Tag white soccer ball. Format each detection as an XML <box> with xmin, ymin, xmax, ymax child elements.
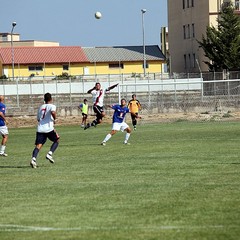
<box><xmin>95</xmin><ymin>11</ymin><xmax>102</xmax><ymax>19</ymax></box>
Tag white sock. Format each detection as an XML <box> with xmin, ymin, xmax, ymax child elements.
<box><xmin>103</xmin><ymin>133</ymin><xmax>112</xmax><ymax>143</ymax></box>
<box><xmin>125</xmin><ymin>133</ymin><xmax>130</xmax><ymax>142</ymax></box>
<box><xmin>48</xmin><ymin>151</ymin><xmax>53</xmax><ymax>155</ymax></box>
<box><xmin>0</xmin><ymin>145</ymin><xmax>6</xmax><ymax>153</ymax></box>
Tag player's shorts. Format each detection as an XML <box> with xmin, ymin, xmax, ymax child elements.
<box><xmin>131</xmin><ymin>112</ymin><xmax>138</xmax><ymax>119</ymax></box>
<box><xmin>82</xmin><ymin>113</ymin><xmax>88</xmax><ymax>117</ymax></box>
<box><xmin>93</xmin><ymin>105</ymin><xmax>104</xmax><ymax>120</ymax></box>
<box><xmin>112</xmin><ymin>122</ymin><xmax>129</xmax><ymax>132</ymax></box>
<box><xmin>35</xmin><ymin>130</ymin><xmax>60</xmax><ymax>145</ymax></box>
<box><xmin>0</xmin><ymin>126</ymin><xmax>8</xmax><ymax>136</ymax></box>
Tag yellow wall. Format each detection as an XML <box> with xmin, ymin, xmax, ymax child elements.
<box><xmin>82</xmin><ymin>61</ymin><xmax>163</xmax><ymax>75</ymax></box>
<box><xmin>3</xmin><ymin>60</ymin><xmax>164</xmax><ymax>79</ymax></box>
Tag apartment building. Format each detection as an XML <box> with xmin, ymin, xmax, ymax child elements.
<box><xmin>167</xmin><ymin>0</ymin><xmax>240</xmax><ymax>74</ymax></box>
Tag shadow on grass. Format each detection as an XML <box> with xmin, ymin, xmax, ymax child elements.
<box><xmin>0</xmin><ymin>165</ymin><xmax>30</xmax><ymax>169</ymax></box>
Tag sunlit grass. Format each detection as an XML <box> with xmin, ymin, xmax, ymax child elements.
<box><xmin>0</xmin><ymin>122</ymin><xmax>239</xmax><ymax>240</ymax></box>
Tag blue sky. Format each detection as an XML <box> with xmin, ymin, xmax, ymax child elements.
<box><xmin>1</xmin><ymin>0</ymin><xmax>167</xmax><ymax>47</ymax></box>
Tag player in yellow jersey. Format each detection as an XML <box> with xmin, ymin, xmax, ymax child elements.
<box><xmin>128</xmin><ymin>94</ymin><xmax>142</xmax><ymax>130</ymax></box>
<box><xmin>79</xmin><ymin>99</ymin><xmax>88</xmax><ymax>127</ymax></box>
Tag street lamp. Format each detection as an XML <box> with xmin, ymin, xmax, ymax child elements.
<box><xmin>10</xmin><ymin>21</ymin><xmax>19</xmax><ymax>107</ymax></box>
<box><xmin>11</xmin><ymin>22</ymin><xmax>16</xmax><ymax>81</ymax></box>
<box><xmin>141</xmin><ymin>9</ymin><xmax>146</xmax><ymax>77</ymax></box>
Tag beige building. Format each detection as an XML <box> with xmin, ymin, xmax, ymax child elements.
<box><xmin>0</xmin><ymin>33</ymin><xmax>59</xmax><ymax>47</ymax></box>
<box><xmin>167</xmin><ymin>0</ymin><xmax>240</xmax><ymax>74</ymax></box>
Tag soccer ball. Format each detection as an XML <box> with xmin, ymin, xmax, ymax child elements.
<box><xmin>95</xmin><ymin>12</ymin><xmax>102</xmax><ymax>19</ymax></box>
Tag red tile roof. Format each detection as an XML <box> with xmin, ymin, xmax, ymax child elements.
<box><xmin>0</xmin><ymin>46</ymin><xmax>89</xmax><ymax>64</ymax></box>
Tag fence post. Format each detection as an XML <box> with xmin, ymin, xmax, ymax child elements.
<box><xmin>201</xmin><ymin>73</ymin><xmax>203</xmax><ymax>101</ymax></box>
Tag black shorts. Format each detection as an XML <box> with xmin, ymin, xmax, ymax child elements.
<box><xmin>93</xmin><ymin>105</ymin><xmax>104</xmax><ymax>120</ymax></box>
<box><xmin>35</xmin><ymin>130</ymin><xmax>60</xmax><ymax>145</ymax></box>
<box><xmin>131</xmin><ymin>112</ymin><xmax>138</xmax><ymax>119</ymax></box>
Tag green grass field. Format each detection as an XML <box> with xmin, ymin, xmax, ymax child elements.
<box><xmin>0</xmin><ymin>121</ymin><xmax>240</xmax><ymax>240</ymax></box>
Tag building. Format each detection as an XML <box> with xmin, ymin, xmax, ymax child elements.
<box><xmin>167</xmin><ymin>0</ymin><xmax>240</xmax><ymax>74</ymax></box>
<box><xmin>82</xmin><ymin>45</ymin><xmax>165</xmax><ymax>76</ymax></box>
<box><xmin>0</xmin><ymin>45</ymin><xmax>165</xmax><ymax>79</ymax></box>
<box><xmin>160</xmin><ymin>27</ymin><xmax>169</xmax><ymax>73</ymax></box>
<box><xmin>0</xmin><ymin>33</ymin><xmax>59</xmax><ymax>47</ymax></box>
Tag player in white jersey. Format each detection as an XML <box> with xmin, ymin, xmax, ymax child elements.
<box><xmin>84</xmin><ymin>82</ymin><xmax>118</xmax><ymax>130</ymax></box>
<box><xmin>30</xmin><ymin>93</ymin><xmax>60</xmax><ymax>168</ymax></box>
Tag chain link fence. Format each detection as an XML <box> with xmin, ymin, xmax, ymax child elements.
<box><xmin>1</xmin><ymin>71</ymin><xmax>240</xmax><ymax>122</ymax></box>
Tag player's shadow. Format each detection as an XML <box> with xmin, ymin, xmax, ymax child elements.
<box><xmin>0</xmin><ymin>165</ymin><xmax>30</xmax><ymax>169</ymax></box>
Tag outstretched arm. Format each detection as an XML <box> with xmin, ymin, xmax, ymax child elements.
<box><xmin>107</xmin><ymin>83</ymin><xmax>119</xmax><ymax>91</ymax></box>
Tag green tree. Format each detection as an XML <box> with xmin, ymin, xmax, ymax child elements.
<box><xmin>198</xmin><ymin>4</ymin><xmax>240</xmax><ymax>71</ymax></box>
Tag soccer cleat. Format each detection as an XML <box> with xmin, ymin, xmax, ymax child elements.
<box><xmin>46</xmin><ymin>153</ymin><xmax>55</xmax><ymax>164</ymax></box>
<box><xmin>0</xmin><ymin>152</ymin><xmax>8</xmax><ymax>157</ymax></box>
<box><xmin>84</xmin><ymin>123</ymin><xmax>90</xmax><ymax>130</ymax></box>
<box><xmin>81</xmin><ymin>124</ymin><xmax>85</xmax><ymax>128</ymax></box>
<box><xmin>101</xmin><ymin>142</ymin><xmax>106</xmax><ymax>146</ymax></box>
<box><xmin>30</xmin><ymin>158</ymin><xmax>37</xmax><ymax>168</ymax></box>
<box><xmin>123</xmin><ymin>141</ymin><xmax>131</xmax><ymax>145</ymax></box>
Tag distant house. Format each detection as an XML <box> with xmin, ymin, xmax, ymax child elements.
<box><xmin>0</xmin><ymin>45</ymin><xmax>166</xmax><ymax>79</ymax></box>
<box><xmin>82</xmin><ymin>45</ymin><xmax>166</xmax><ymax>75</ymax></box>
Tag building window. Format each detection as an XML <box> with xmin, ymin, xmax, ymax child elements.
<box><xmin>187</xmin><ymin>24</ymin><xmax>190</xmax><ymax>39</ymax></box>
<box><xmin>184</xmin><ymin>54</ymin><xmax>187</xmax><ymax>69</ymax></box>
<box><xmin>109</xmin><ymin>63</ymin><xmax>124</xmax><ymax>69</ymax></box>
<box><xmin>183</xmin><ymin>25</ymin><xmax>186</xmax><ymax>39</ymax></box>
<box><xmin>193</xmin><ymin>53</ymin><xmax>196</xmax><ymax>68</ymax></box>
<box><xmin>192</xmin><ymin>23</ymin><xmax>195</xmax><ymax>38</ymax></box>
<box><xmin>188</xmin><ymin>54</ymin><xmax>191</xmax><ymax>68</ymax></box>
<box><xmin>235</xmin><ymin>1</ymin><xmax>240</xmax><ymax>10</ymax></box>
<box><xmin>142</xmin><ymin>62</ymin><xmax>149</xmax><ymax>69</ymax></box>
<box><xmin>63</xmin><ymin>65</ymin><xmax>69</xmax><ymax>71</ymax></box>
<box><xmin>28</xmin><ymin>66</ymin><xmax>43</xmax><ymax>71</ymax></box>
<box><xmin>191</xmin><ymin>0</ymin><xmax>194</xmax><ymax>7</ymax></box>
<box><xmin>187</xmin><ymin>0</ymin><xmax>190</xmax><ymax>8</ymax></box>
<box><xmin>183</xmin><ymin>0</ymin><xmax>185</xmax><ymax>9</ymax></box>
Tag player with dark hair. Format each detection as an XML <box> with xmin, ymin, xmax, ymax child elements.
<box><xmin>78</xmin><ymin>98</ymin><xmax>88</xmax><ymax>127</ymax></box>
<box><xmin>84</xmin><ymin>82</ymin><xmax>118</xmax><ymax>130</ymax></box>
<box><xmin>30</xmin><ymin>92</ymin><xmax>60</xmax><ymax>168</ymax></box>
<box><xmin>128</xmin><ymin>94</ymin><xmax>142</xmax><ymax>130</ymax></box>
<box><xmin>101</xmin><ymin>98</ymin><xmax>140</xmax><ymax>146</ymax></box>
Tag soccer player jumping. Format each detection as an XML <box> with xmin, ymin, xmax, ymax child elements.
<box><xmin>84</xmin><ymin>82</ymin><xmax>118</xmax><ymax>130</ymax></box>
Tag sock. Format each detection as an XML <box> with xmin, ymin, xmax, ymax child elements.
<box><xmin>125</xmin><ymin>133</ymin><xmax>131</xmax><ymax>142</ymax></box>
<box><xmin>0</xmin><ymin>145</ymin><xmax>6</xmax><ymax>153</ymax></box>
<box><xmin>32</xmin><ymin>147</ymin><xmax>39</xmax><ymax>158</ymax></box>
<box><xmin>50</xmin><ymin>142</ymin><xmax>59</xmax><ymax>153</ymax></box>
<box><xmin>91</xmin><ymin>120</ymin><xmax>98</xmax><ymax>127</ymax></box>
<box><xmin>103</xmin><ymin>133</ymin><xmax>112</xmax><ymax>143</ymax></box>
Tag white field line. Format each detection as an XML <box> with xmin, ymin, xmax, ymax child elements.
<box><xmin>0</xmin><ymin>224</ymin><xmax>226</xmax><ymax>232</ymax></box>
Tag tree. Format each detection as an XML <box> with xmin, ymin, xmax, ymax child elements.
<box><xmin>198</xmin><ymin>4</ymin><xmax>240</xmax><ymax>71</ymax></box>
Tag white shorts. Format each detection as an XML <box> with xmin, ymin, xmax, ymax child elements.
<box><xmin>0</xmin><ymin>126</ymin><xmax>8</xmax><ymax>136</ymax></box>
<box><xmin>112</xmin><ymin>122</ymin><xmax>129</xmax><ymax>132</ymax></box>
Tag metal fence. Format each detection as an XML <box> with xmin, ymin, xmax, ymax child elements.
<box><xmin>1</xmin><ymin>72</ymin><xmax>240</xmax><ymax>118</ymax></box>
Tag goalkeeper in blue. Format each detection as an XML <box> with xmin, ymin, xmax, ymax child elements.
<box><xmin>101</xmin><ymin>98</ymin><xmax>141</xmax><ymax>146</ymax></box>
